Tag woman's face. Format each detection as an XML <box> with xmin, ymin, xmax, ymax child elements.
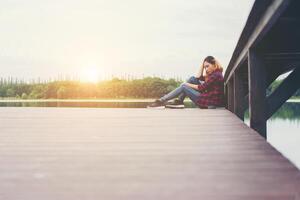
<box><xmin>204</xmin><ymin>61</ymin><xmax>216</xmax><ymax>75</ymax></box>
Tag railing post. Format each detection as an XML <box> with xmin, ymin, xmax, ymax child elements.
<box><xmin>227</xmin><ymin>78</ymin><xmax>234</xmax><ymax>112</ymax></box>
<box><xmin>224</xmin><ymin>84</ymin><xmax>228</xmax><ymax>109</ymax></box>
<box><xmin>248</xmin><ymin>49</ymin><xmax>267</xmax><ymax>139</ymax></box>
<box><xmin>233</xmin><ymin>71</ymin><xmax>245</xmax><ymax>121</ymax></box>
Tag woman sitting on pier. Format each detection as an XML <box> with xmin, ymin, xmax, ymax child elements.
<box><xmin>148</xmin><ymin>56</ymin><xmax>225</xmax><ymax>109</ymax></box>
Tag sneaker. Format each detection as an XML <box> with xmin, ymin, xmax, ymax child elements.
<box><xmin>207</xmin><ymin>105</ymin><xmax>217</xmax><ymax>109</ymax></box>
<box><xmin>165</xmin><ymin>99</ymin><xmax>185</xmax><ymax>109</ymax></box>
<box><xmin>147</xmin><ymin>99</ymin><xmax>165</xmax><ymax>108</ymax></box>
<box><xmin>207</xmin><ymin>105</ymin><xmax>224</xmax><ymax>109</ymax></box>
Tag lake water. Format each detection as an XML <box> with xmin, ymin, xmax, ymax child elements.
<box><xmin>245</xmin><ymin>102</ymin><xmax>300</xmax><ymax>169</ymax></box>
<box><xmin>0</xmin><ymin>100</ymin><xmax>299</xmax><ymax>169</ymax></box>
<box><xmin>0</xmin><ymin>100</ymin><xmax>196</xmax><ymax>108</ymax></box>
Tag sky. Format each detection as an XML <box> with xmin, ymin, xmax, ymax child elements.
<box><xmin>0</xmin><ymin>0</ymin><xmax>255</xmax><ymax>82</ymax></box>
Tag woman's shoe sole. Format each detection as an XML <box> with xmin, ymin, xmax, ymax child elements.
<box><xmin>147</xmin><ymin>106</ymin><xmax>166</xmax><ymax>109</ymax></box>
<box><xmin>165</xmin><ymin>105</ymin><xmax>185</xmax><ymax>109</ymax></box>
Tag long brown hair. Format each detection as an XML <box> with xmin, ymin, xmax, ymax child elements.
<box><xmin>202</xmin><ymin>56</ymin><xmax>223</xmax><ymax>73</ymax></box>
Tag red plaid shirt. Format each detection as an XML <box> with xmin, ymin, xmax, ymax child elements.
<box><xmin>196</xmin><ymin>69</ymin><xmax>225</xmax><ymax>108</ymax></box>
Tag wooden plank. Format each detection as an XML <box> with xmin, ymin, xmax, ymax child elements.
<box><xmin>248</xmin><ymin>49</ymin><xmax>267</xmax><ymax>138</ymax></box>
<box><xmin>0</xmin><ymin>107</ymin><xmax>299</xmax><ymax>200</ymax></box>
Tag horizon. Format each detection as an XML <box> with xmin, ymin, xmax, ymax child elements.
<box><xmin>0</xmin><ymin>73</ymin><xmax>185</xmax><ymax>84</ymax></box>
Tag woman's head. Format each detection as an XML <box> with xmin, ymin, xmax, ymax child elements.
<box><xmin>202</xmin><ymin>56</ymin><xmax>223</xmax><ymax>75</ymax></box>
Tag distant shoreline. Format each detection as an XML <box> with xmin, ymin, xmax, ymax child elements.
<box><xmin>0</xmin><ymin>98</ymin><xmax>159</xmax><ymax>103</ymax></box>
<box><xmin>288</xmin><ymin>99</ymin><xmax>300</xmax><ymax>103</ymax></box>
<box><xmin>0</xmin><ymin>98</ymin><xmax>299</xmax><ymax>103</ymax></box>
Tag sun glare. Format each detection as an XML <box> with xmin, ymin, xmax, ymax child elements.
<box><xmin>81</xmin><ymin>67</ymin><xmax>100</xmax><ymax>83</ymax></box>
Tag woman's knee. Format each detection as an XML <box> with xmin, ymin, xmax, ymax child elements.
<box><xmin>187</xmin><ymin>76</ymin><xmax>196</xmax><ymax>81</ymax></box>
<box><xmin>180</xmin><ymin>82</ymin><xmax>186</xmax><ymax>87</ymax></box>
<box><xmin>187</xmin><ymin>76</ymin><xmax>198</xmax><ymax>83</ymax></box>
<box><xmin>180</xmin><ymin>84</ymin><xmax>190</xmax><ymax>93</ymax></box>
<box><xmin>180</xmin><ymin>83</ymin><xmax>189</xmax><ymax>87</ymax></box>
<box><xmin>178</xmin><ymin>83</ymin><xmax>187</xmax><ymax>93</ymax></box>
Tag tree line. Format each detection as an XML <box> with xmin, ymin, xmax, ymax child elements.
<box><xmin>267</xmin><ymin>79</ymin><xmax>300</xmax><ymax>98</ymax></box>
<box><xmin>0</xmin><ymin>77</ymin><xmax>299</xmax><ymax>99</ymax></box>
<box><xmin>0</xmin><ymin>77</ymin><xmax>182</xmax><ymax>99</ymax></box>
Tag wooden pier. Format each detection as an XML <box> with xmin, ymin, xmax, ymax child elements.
<box><xmin>1</xmin><ymin>0</ymin><xmax>300</xmax><ymax>199</ymax></box>
<box><xmin>0</xmin><ymin>107</ymin><xmax>299</xmax><ymax>199</ymax></box>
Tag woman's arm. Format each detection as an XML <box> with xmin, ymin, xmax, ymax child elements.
<box><xmin>185</xmin><ymin>73</ymin><xmax>219</xmax><ymax>92</ymax></box>
<box><xmin>197</xmin><ymin>73</ymin><xmax>219</xmax><ymax>92</ymax></box>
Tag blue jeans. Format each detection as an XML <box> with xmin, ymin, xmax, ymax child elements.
<box><xmin>159</xmin><ymin>76</ymin><xmax>203</xmax><ymax>104</ymax></box>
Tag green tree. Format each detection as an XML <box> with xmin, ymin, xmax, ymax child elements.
<box><xmin>21</xmin><ymin>93</ymin><xmax>28</xmax><ymax>99</ymax></box>
<box><xmin>57</xmin><ymin>86</ymin><xmax>67</xmax><ymax>99</ymax></box>
<box><xmin>6</xmin><ymin>88</ymin><xmax>15</xmax><ymax>97</ymax></box>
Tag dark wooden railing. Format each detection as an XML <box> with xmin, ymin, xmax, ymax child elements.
<box><xmin>224</xmin><ymin>0</ymin><xmax>300</xmax><ymax>139</ymax></box>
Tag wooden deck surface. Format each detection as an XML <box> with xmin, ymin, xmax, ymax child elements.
<box><xmin>0</xmin><ymin>107</ymin><xmax>299</xmax><ymax>200</ymax></box>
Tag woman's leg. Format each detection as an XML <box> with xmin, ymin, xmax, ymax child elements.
<box><xmin>159</xmin><ymin>82</ymin><xmax>201</xmax><ymax>103</ymax></box>
<box><xmin>178</xmin><ymin>76</ymin><xmax>201</xmax><ymax>102</ymax></box>
<box><xmin>181</xmin><ymin>85</ymin><xmax>201</xmax><ymax>105</ymax></box>
<box><xmin>148</xmin><ymin>83</ymin><xmax>200</xmax><ymax>108</ymax></box>
<box><xmin>159</xmin><ymin>83</ymin><xmax>188</xmax><ymax>102</ymax></box>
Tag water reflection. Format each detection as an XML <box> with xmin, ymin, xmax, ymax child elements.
<box><xmin>271</xmin><ymin>102</ymin><xmax>300</xmax><ymax>120</ymax></box>
<box><xmin>244</xmin><ymin>102</ymin><xmax>300</xmax><ymax>169</ymax></box>
<box><xmin>0</xmin><ymin>101</ymin><xmax>197</xmax><ymax>108</ymax></box>
<box><xmin>245</xmin><ymin>102</ymin><xmax>300</xmax><ymax>120</ymax></box>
